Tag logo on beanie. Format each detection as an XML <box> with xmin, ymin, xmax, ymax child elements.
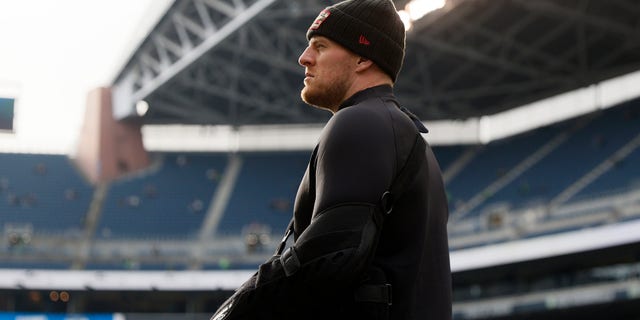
<box><xmin>359</xmin><ymin>35</ymin><xmax>371</xmax><ymax>45</ymax></box>
<box><xmin>310</xmin><ymin>8</ymin><xmax>330</xmax><ymax>30</ymax></box>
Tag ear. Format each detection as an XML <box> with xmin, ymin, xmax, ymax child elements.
<box><xmin>355</xmin><ymin>57</ymin><xmax>374</xmax><ymax>72</ymax></box>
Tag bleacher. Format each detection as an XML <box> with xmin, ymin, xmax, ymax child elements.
<box><xmin>502</xmin><ymin>102</ymin><xmax>637</xmax><ymax>202</ymax></box>
<box><xmin>445</xmin><ymin>100</ymin><xmax>640</xmax><ymax>221</ymax></box>
<box><xmin>97</xmin><ymin>152</ymin><xmax>228</xmax><ymax>239</ymax></box>
<box><xmin>443</xmin><ymin>122</ymin><xmax>569</xmax><ymax>216</ymax></box>
<box><xmin>445</xmin><ymin>100</ymin><xmax>640</xmax><ymax>249</ymax></box>
<box><xmin>0</xmin><ymin>153</ymin><xmax>93</xmax><ymax>235</ymax></box>
<box><xmin>432</xmin><ymin>145</ymin><xmax>469</xmax><ymax>170</ymax></box>
<box><xmin>576</xmin><ymin>146</ymin><xmax>640</xmax><ymax>199</ymax></box>
<box><xmin>572</xmin><ymin>104</ymin><xmax>640</xmax><ymax>199</ymax></box>
<box><xmin>0</xmin><ymin>98</ymin><xmax>638</xmax><ymax>269</ymax></box>
<box><xmin>216</xmin><ymin>151</ymin><xmax>309</xmax><ymax>236</ymax></box>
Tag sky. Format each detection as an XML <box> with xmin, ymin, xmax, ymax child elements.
<box><xmin>0</xmin><ymin>0</ymin><xmax>171</xmax><ymax>153</ymax></box>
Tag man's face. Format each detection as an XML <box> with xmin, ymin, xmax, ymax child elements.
<box><xmin>298</xmin><ymin>36</ymin><xmax>358</xmax><ymax>112</ymax></box>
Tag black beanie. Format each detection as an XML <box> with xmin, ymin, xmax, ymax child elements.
<box><xmin>306</xmin><ymin>0</ymin><xmax>406</xmax><ymax>82</ymax></box>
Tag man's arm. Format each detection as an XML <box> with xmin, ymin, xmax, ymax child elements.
<box><xmin>254</xmin><ymin>106</ymin><xmax>395</xmax><ymax>297</ymax></box>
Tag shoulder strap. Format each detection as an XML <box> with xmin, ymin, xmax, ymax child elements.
<box><xmin>355</xmin><ymin>133</ymin><xmax>427</xmax><ymax>306</ymax></box>
<box><xmin>380</xmin><ymin>133</ymin><xmax>427</xmax><ymax>215</ymax></box>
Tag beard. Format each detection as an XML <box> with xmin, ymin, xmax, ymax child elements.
<box><xmin>300</xmin><ymin>72</ymin><xmax>351</xmax><ymax>112</ymax></box>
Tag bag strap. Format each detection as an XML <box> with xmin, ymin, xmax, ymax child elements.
<box><xmin>356</xmin><ymin>133</ymin><xmax>427</xmax><ymax>306</ymax></box>
<box><xmin>380</xmin><ymin>133</ymin><xmax>427</xmax><ymax>215</ymax></box>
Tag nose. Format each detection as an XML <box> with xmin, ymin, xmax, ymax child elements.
<box><xmin>298</xmin><ymin>46</ymin><xmax>313</xmax><ymax>67</ymax></box>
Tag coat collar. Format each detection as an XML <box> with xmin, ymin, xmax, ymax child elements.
<box><xmin>337</xmin><ymin>85</ymin><xmax>429</xmax><ymax>133</ymax></box>
<box><xmin>337</xmin><ymin>84</ymin><xmax>394</xmax><ymax>111</ymax></box>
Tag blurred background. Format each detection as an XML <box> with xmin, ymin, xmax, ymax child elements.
<box><xmin>1</xmin><ymin>0</ymin><xmax>640</xmax><ymax>319</ymax></box>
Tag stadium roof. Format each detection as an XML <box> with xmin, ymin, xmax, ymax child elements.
<box><xmin>111</xmin><ymin>0</ymin><xmax>640</xmax><ymax>126</ymax></box>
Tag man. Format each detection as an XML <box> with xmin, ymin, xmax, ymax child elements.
<box><xmin>211</xmin><ymin>0</ymin><xmax>451</xmax><ymax>319</ymax></box>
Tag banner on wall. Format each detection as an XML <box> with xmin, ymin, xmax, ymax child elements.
<box><xmin>0</xmin><ymin>313</ymin><xmax>123</xmax><ymax>320</ymax></box>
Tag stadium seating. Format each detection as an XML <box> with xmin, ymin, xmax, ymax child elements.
<box><xmin>576</xmin><ymin>146</ymin><xmax>640</xmax><ymax>198</ymax></box>
<box><xmin>571</xmin><ymin>103</ymin><xmax>640</xmax><ymax>199</ymax></box>
<box><xmin>432</xmin><ymin>145</ymin><xmax>468</xmax><ymax>171</ymax></box>
<box><xmin>1</xmin><ymin>99</ymin><xmax>638</xmax><ymax>270</ymax></box>
<box><xmin>96</xmin><ymin>152</ymin><xmax>227</xmax><ymax>239</ymax></box>
<box><xmin>216</xmin><ymin>151</ymin><xmax>310</xmax><ymax>235</ymax></box>
<box><xmin>442</xmin><ymin>122</ymin><xmax>568</xmax><ymax>216</ymax></box>
<box><xmin>499</xmin><ymin>102</ymin><xmax>639</xmax><ymax>204</ymax></box>
<box><xmin>0</xmin><ymin>153</ymin><xmax>93</xmax><ymax>234</ymax></box>
<box><xmin>446</xmin><ymin>100</ymin><xmax>640</xmax><ymax>219</ymax></box>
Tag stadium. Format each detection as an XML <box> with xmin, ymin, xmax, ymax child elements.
<box><xmin>1</xmin><ymin>0</ymin><xmax>640</xmax><ymax>319</ymax></box>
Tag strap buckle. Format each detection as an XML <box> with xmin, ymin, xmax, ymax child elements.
<box><xmin>380</xmin><ymin>191</ymin><xmax>394</xmax><ymax>215</ymax></box>
<box><xmin>280</xmin><ymin>247</ymin><xmax>300</xmax><ymax>277</ymax></box>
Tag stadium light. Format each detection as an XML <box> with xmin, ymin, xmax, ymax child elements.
<box><xmin>136</xmin><ymin>100</ymin><xmax>149</xmax><ymax>116</ymax></box>
<box><xmin>398</xmin><ymin>0</ymin><xmax>447</xmax><ymax>31</ymax></box>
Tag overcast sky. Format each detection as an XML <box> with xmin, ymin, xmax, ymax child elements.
<box><xmin>0</xmin><ymin>0</ymin><xmax>171</xmax><ymax>153</ymax></box>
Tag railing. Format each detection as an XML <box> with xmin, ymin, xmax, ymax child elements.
<box><xmin>449</xmin><ymin>185</ymin><xmax>640</xmax><ymax>250</ymax></box>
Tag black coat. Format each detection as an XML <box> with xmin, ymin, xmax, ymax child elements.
<box><xmin>213</xmin><ymin>85</ymin><xmax>452</xmax><ymax>320</ymax></box>
<box><xmin>289</xmin><ymin>85</ymin><xmax>452</xmax><ymax>319</ymax></box>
